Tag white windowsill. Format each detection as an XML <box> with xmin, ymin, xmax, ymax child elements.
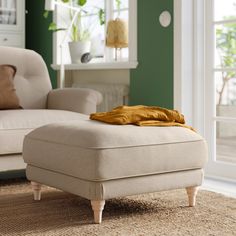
<box><xmin>51</xmin><ymin>61</ymin><xmax>138</xmax><ymax>71</ymax></box>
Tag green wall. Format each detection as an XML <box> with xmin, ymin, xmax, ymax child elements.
<box><xmin>25</xmin><ymin>0</ymin><xmax>173</xmax><ymax>106</ymax></box>
<box><xmin>26</xmin><ymin>0</ymin><xmax>57</xmax><ymax>88</ymax></box>
<box><xmin>4</xmin><ymin>0</ymin><xmax>173</xmax><ymax>179</ymax></box>
<box><xmin>130</xmin><ymin>0</ymin><xmax>173</xmax><ymax>109</ymax></box>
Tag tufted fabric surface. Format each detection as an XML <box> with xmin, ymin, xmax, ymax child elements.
<box><xmin>0</xmin><ymin>46</ymin><xmax>52</xmax><ymax>109</ymax></box>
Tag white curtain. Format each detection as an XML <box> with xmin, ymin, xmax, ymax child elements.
<box><xmin>0</xmin><ymin>0</ymin><xmax>16</xmax><ymax>25</ymax></box>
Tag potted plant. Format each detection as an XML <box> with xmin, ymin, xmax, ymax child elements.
<box><xmin>44</xmin><ymin>0</ymin><xmax>105</xmax><ymax>63</ymax></box>
<box><xmin>67</xmin><ymin>7</ymin><xmax>91</xmax><ymax>63</ymax></box>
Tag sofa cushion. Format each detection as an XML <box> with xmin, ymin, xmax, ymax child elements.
<box><xmin>0</xmin><ymin>110</ymin><xmax>87</xmax><ymax>155</ymax></box>
<box><xmin>0</xmin><ymin>47</ymin><xmax>52</xmax><ymax>109</ymax></box>
<box><xmin>0</xmin><ymin>65</ymin><xmax>21</xmax><ymax>109</ymax></box>
<box><xmin>23</xmin><ymin>120</ymin><xmax>208</xmax><ymax>181</ymax></box>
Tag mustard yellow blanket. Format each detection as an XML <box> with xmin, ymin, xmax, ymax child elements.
<box><xmin>90</xmin><ymin>105</ymin><xmax>194</xmax><ymax>131</ymax></box>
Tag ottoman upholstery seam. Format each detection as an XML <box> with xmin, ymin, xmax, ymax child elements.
<box><xmin>27</xmin><ymin>164</ymin><xmax>204</xmax><ymax>182</ymax></box>
<box><xmin>25</xmin><ymin>136</ymin><xmax>204</xmax><ymax>150</ymax></box>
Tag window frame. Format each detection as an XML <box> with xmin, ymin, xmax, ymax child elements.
<box><xmin>205</xmin><ymin>0</ymin><xmax>236</xmax><ymax>181</ymax></box>
<box><xmin>51</xmin><ymin>0</ymin><xmax>138</xmax><ymax>70</ymax></box>
<box><xmin>174</xmin><ymin>0</ymin><xmax>236</xmax><ymax>181</ymax></box>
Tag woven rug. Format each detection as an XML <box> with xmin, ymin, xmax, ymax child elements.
<box><xmin>0</xmin><ymin>179</ymin><xmax>235</xmax><ymax>236</ymax></box>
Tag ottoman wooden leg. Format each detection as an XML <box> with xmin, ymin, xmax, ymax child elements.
<box><xmin>31</xmin><ymin>181</ymin><xmax>42</xmax><ymax>201</ymax></box>
<box><xmin>91</xmin><ymin>200</ymin><xmax>105</xmax><ymax>224</ymax></box>
<box><xmin>186</xmin><ymin>186</ymin><xmax>199</xmax><ymax>207</ymax></box>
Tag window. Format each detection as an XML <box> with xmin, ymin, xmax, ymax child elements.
<box><xmin>174</xmin><ymin>0</ymin><xmax>236</xmax><ymax>181</ymax></box>
<box><xmin>205</xmin><ymin>0</ymin><xmax>236</xmax><ymax>180</ymax></box>
<box><xmin>52</xmin><ymin>0</ymin><xmax>137</xmax><ymax>70</ymax></box>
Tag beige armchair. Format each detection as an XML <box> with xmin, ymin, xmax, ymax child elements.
<box><xmin>0</xmin><ymin>46</ymin><xmax>102</xmax><ymax>176</ymax></box>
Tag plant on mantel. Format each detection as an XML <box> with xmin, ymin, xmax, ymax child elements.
<box><xmin>44</xmin><ymin>0</ymin><xmax>105</xmax><ymax>42</ymax></box>
<box><xmin>44</xmin><ymin>0</ymin><xmax>105</xmax><ymax>63</ymax></box>
<box><xmin>44</xmin><ymin>0</ymin><xmax>127</xmax><ymax>63</ymax></box>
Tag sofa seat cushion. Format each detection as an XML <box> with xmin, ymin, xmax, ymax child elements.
<box><xmin>0</xmin><ymin>110</ymin><xmax>87</xmax><ymax>155</ymax></box>
<box><xmin>23</xmin><ymin>120</ymin><xmax>208</xmax><ymax>181</ymax></box>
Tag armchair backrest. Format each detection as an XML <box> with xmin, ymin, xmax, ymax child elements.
<box><xmin>0</xmin><ymin>46</ymin><xmax>52</xmax><ymax>109</ymax></box>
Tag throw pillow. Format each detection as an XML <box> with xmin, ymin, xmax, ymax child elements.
<box><xmin>0</xmin><ymin>64</ymin><xmax>21</xmax><ymax>109</ymax></box>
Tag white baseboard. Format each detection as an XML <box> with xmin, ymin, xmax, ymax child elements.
<box><xmin>202</xmin><ymin>177</ymin><xmax>236</xmax><ymax>198</ymax></box>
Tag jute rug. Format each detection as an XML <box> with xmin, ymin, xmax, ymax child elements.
<box><xmin>0</xmin><ymin>179</ymin><xmax>235</xmax><ymax>236</ymax></box>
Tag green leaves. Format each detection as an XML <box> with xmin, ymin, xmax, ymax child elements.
<box><xmin>216</xmin><ymin>16</ymin><xmax>236</xmax><ymax>104</ymax></box>
<box><xmin>44</xmin><ymin>0</ymin><xmax>104</xmax><ymax>41</ymax></box>
<box><xmin>77</xmin><ymin>0</ymin><xmax>87</xmax><ymax>6</ymax></box>
<box><xmin>48</xmin><ymin>22</ymin><xmax>57</xmax><ymax>31</ymax></box>
<box><xmin>216</xmin><ymin>22</ymin><xmax>236</xmax><ymax>68</ymax></box>
<box><xmin>48</xmin><ymin>22</ymin><xmax>66</xmax><ymax>32</ymax></box>
<box><xmin>116</xmin><ymin>0</ymin><xmax>121</xmax><ymax>15</ymax></box>
<box><xmin>61</xmin><ymin>0</ymin><xmax>86</xmax><ymax>5</ymax></box>
<box><xmin>72</xmin><ymin>24</ymin><xmax>78</xmax><ymax>41</ymax></box>
<box><xmin>43</xmin><ymin>10</ymin><xmax>49</xmax><ymax>19</ymax></box>
<box><xmin>99</xmin><ymin>9</ymin><xmax>105</xmax><ymax>25</ymax></box>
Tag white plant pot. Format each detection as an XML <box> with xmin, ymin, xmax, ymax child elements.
<box><xmin>69</xmin><ymin>41</ymin><xmax>91</xmax><ymax>64</ymax></box>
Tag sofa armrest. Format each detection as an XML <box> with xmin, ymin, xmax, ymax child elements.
<box><xmin>47</xmin><ymin>88</ymin><xmax>102</xmax><ymax>115</ymax></box>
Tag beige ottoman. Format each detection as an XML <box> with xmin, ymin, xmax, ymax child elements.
<box><xmin>23</xmin><ymin>118</ymin><xmax>208</xmax><ymax>224</ymax></box>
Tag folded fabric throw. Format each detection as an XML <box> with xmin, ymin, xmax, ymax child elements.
<box><xmin>90</xmin><ymin>105</ymin><xmax>195</xmax><ymax>131</ymax></box>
